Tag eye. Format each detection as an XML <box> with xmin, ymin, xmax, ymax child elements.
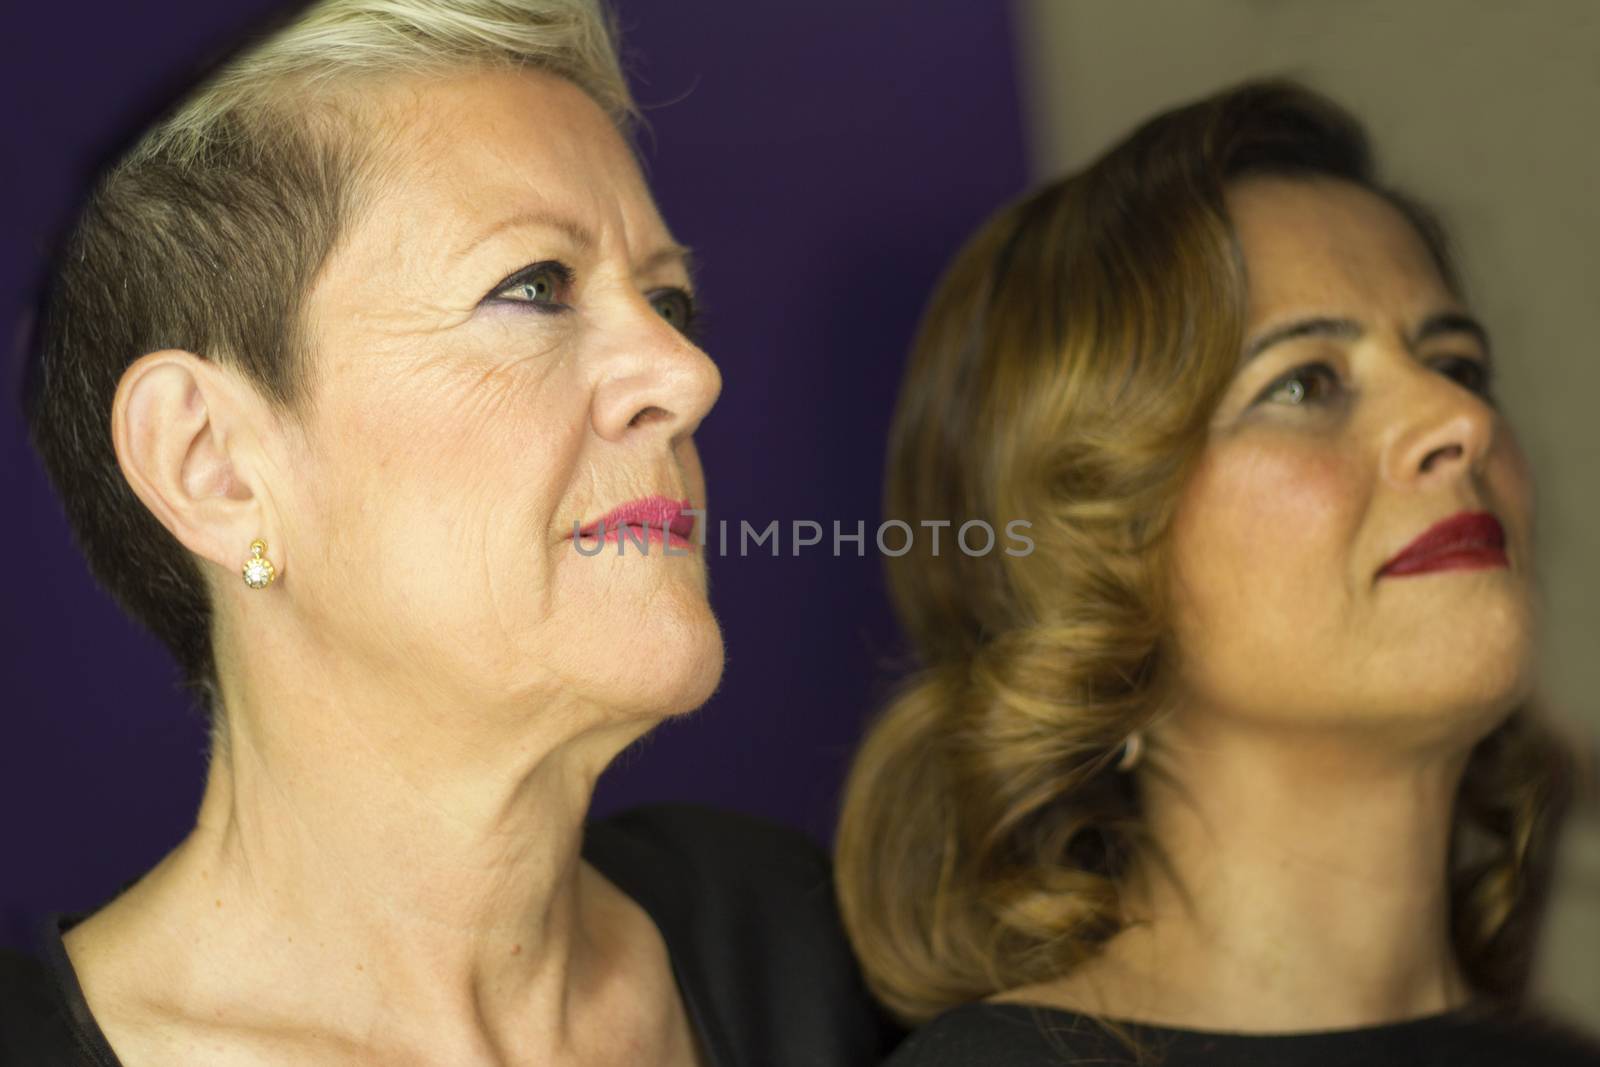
<box><xmin>1256</xmin><ymin>362</ymin><xmax>1340</xmax><ymax>407</ymax></box>
<box><xmin>648</xmin><ymin>287</ymin><xmax>700</xmax><ymax>341</ymax></box>
<box><xmin>1434</xmin><ymin>356</ymin><xmax>1495</xmax><ymax>400</ymax></box>
<box><xmin>488</xmin><ymin>261</ymin><xmax>573</xmax><ymax>310</ymax></box>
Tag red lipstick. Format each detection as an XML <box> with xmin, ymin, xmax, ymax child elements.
<box><xmin>1379</xmin><ymin>510</ymin><xmax>1507</xmax><ymax>578</ymax></box>
<box><xmin>572</xmin><ymin>495</ymin><xmax>695</xmax><ymax>549</ymax></box>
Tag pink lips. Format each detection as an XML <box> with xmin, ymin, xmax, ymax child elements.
<box><xmin>1379</xmin><ymin>510</ymin><xmax>1507</xmax><ymax>578</ymax></box>
<box><xmin>572</xmin><ymin>495</ymin><xmax>695</xmax><ymax>549</ymax></box>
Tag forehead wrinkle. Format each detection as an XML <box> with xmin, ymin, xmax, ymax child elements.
<box><xmin>306</xmin><ymin>68</ymin><xmax>684</xmax><ymax>395</ymax></box>
<box><xmin>451</xmin><ymin>208</ymin><xmax>597</xmax><ymax>265</ymax></box>
<box><xmin>362</xmin><ymin>70</ymin><xmax>628</xmax><ymax>260</ymax></box>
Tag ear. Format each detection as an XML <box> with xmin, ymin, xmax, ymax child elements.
<box><xmin>111</xmin><ymin>351</ymin><xmax>279</xmax><ymax>582</ymax></box>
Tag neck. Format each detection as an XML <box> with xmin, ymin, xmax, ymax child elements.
<box><xmin>1022</xmin><ymin>720</ymin><xmax>1479</xmax><ymax>1031</ymax></box>
<box><xmin>71</xmin><ymin>633</ymin><xmax>677</xmax><ymax>1064</ymax></box>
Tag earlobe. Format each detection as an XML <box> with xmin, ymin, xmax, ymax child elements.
<box><xmin>111</xmin><ymin>350</ymin><xmax>268</xmax><ymax>576</ymax></box>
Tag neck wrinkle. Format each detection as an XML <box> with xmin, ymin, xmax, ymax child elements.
<box><xmin>145</xmin><ymin>627</ymin><xmax>660</xmax><ymax>1060</ymax></box>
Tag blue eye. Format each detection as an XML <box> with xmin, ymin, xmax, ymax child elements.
<box><xmin>488</xmin><ymin>261</ymin><xmax>572</xmax><ymax>310</ymax></box>
<box><xmin>649</xmin><ymin>287</ymin><xmax>700</xmax><ymax>341</ymax></box>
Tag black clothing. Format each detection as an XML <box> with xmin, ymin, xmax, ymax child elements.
<box><xmin>0</xmin><ymin>805</ymin><xmax>903</xmax><ymax>1066</ymax></box>
<box><xmin>884</xmin><ymin>1000</ymin><xmax>1600</xmax><ymax>1067</ymax></box>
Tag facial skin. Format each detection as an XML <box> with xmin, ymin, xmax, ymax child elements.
<box><xmin>282</xmin><ymin>68</ymin><xmax>725</xmax><ymax>726</ymax></box>
<box><xmin>1168</xmin><ymin>175</ymin><xmax>1537</xmax><ymax>751</ymax></box>
<box><xmin>128</xmin><ymin>66</ymin><xmax>724</xmax><ymax>732</ymax></box>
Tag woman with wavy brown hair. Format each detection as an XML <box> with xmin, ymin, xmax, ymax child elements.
<box><xmin>837</xmin><ymin>80</ymin><xmax>1600</xmax><ymax>1066</ymax></box>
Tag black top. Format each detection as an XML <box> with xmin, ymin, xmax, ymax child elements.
<box><xmin>884</xmin><ymin>1000</ymin><xmax>1600</xmax><ymax>1066</ymax></box>
<box><xmin>0</xmin><ymin>804</ymin><xmax>904</xmax><ymax>1066</ymax></box>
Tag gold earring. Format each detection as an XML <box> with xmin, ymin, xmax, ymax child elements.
<box><xmin>242</xmin><ymin>539</ymin><xmax>277</xmax><ymax>589</ymax></box>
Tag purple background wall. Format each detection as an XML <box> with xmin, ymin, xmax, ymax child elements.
<box><xmin>0</xmin><ymin>3</ymin><xmax>1030</xmax><ymax>949</ymax></box>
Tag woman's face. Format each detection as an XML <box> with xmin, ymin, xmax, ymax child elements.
<box><xmin>272</xmin><ymin>67</ymin><xmax>723</xmax><ymax>723</ymax></box>
<box><xmin>1166</xmin><ymin>176</ymin><xmax>1536</xmax><ymax>744</ymax></box>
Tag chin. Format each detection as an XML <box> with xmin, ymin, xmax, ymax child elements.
<box><xmin>1357</xmin><ymin>590</ymin><xmax>1537</xmax><ymax>721</ymax></box>
<box><xmin>1343</xmin><ymin>655</ymin><xmax>1536</xmax><ymax>749</ymax></box>
<box><xmin>605</xmin><ymin>611</ymin><xmax>726</xmax><ymax>720</ymax></box>
<box><xmin>540</xmin><ymin>560</ymin><xmax>726</xmax><ymax>719</ymax></box>
<box><xmin>1412</xmin><ymin>629</ymin><xmax>1536</xmax><ymax>711</ymax></box>
<box><xmin>662</xmin><ymin>638</ymin><xmax>727</xmax><ymax>717</ymax></box>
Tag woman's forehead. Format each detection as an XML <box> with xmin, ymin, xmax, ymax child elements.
<box><xmin>1227</xmin><ymin>176</ymin><xmax>1452</xmax><ymax>322</ymax></box>
<box><xmin>346</xmin><ymin>66</ymin><xmax>668</xmax><ymax>263</ymax></box>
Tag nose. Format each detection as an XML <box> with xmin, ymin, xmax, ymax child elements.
<box><xmin>590</xmin><ymin>297</ymin><xmax>722</xmax><ymax>444</ymax></box>
<box><xmin>1379</xmin><ymin>361</ymin><xmax>1497</xmax><ymax>489</ymax></box>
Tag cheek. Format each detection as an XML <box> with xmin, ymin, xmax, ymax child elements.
<box><xmin>1491</xmin><ymin>429</ymin><xmax>1536</xmax><ymax>545</ymax></box>
<box><xmin>351</xmin><ymin>356</ymin><xmax>583</xmax><ymax>514</ymax></box>
<box><xmin>1173</xmin><ymin>436</ymin><xmax>1361</xmax><ymax>635</ymax></box>
<box><xmin>678</xmin><ymin>439</ymin><xmax>707</xmax><ymax>509</ymax></box>
<box><xmin>299</xmin><ymin>363</ymin><xmax>589</xmax><ymax>619</ymax></box>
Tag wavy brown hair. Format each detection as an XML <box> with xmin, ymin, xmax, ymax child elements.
<box><xmin>835</xmin><ymin>78</ymin><xmax>1579</xmax><ymax>1027</ymax></box>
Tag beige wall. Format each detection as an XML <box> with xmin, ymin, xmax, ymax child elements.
<box><xmin>1012</xmin><ymin>0</ymin><xmax>1599</xmax><ymax>1024</ymax></box>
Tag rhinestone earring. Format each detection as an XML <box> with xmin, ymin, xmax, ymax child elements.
<box><xmin>242</xmin><ymin>539</ymin><xmax>277</xmax><ymax>589</ymax></box>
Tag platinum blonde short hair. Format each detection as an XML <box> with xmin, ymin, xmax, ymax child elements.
<box><xmin>28</xmin><ymin>0</ymin><xmax>637</xmax><ymax>719</ymax></box>
<box><xmin>155</xmin><ymin>0</ymin><xmax>638</xmax><ymax>162</ymax></box>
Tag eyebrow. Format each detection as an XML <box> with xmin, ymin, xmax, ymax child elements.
<box><xmin>1411</xmin><ymin>311</ymin><xmax>1491</xmax><ymax>357</ymax></box>
<box><xmin>1241</xmin><ymin>311</ymin><xmax>1493</xmax><ymax>366</ymax></box>
<box><xmin>637</xmin><ymin>242</ymin><xmax>695</xmax><ymax>281</ymax></box>
<box><xmin>454</xmin><ymin>209</ymin><xmax>694</xmax><ymax>280</ymax></box>
<box><xmin>455</xmin><ymin>209</ymin><xmax>595</xmax><ymax>261</ymax></box>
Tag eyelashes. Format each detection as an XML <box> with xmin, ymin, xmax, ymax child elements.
<box><xmin>484</xmin><ymin>259</ymin><xmax>701</xmax><ymax>342</ymax></box>
<box><xmin>1257</xmin><ymin>362</ymin><xmax>1344</xmax><ymax>407</ymax></box>
<box><xmin>486</xmin><ymin>260</ymin><xmax>573</xmax><ymax>309</ymax></box>
<box><xmin>1255</xmin><ymin>357</ymin><xmax>1496</xmax><ymax>408</ymax></box>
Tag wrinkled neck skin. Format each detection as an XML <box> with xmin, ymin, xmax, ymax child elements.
<box><xmin>63</xmin><ymin>622</ymin><xmax>693</xmax><ymax>1066</ymax></box>
<box><xmin>1002</xmin><ymin>716</ymin><xmax>1484</xmax><ymax>1033</ymax></box>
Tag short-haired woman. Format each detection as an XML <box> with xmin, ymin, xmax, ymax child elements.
<box><xmin>0</xmin><ymin>2</ymin><xmax>895</xmax><ymax>1064</ymax></box>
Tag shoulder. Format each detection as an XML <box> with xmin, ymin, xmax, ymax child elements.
<box><xmin>0</xmin><ymin>948</ymin><xmax>91</xmax><ymax>1065</ymax></box>
<box><xmin>582</xmin><ymin>806</ymin><xmax>844</xmax><ymax>940</ymax></box>
<box><xmin>587</xmin><ymin>802</ymin><xmax>832</xmax><ymax>897</ymax></box>
<box><xmin>584</xmin><ymin>803</ymin><xmax>841</xmax><ymax>962</ymax></box>
<box><xmin>1444</xmin><ymin>1008</ymin><xmax>1600</xmax><ymax>1065</ymax></box>
<box><xmin>881</xmin><ymin>1001</ymin><xmax>1600</xmax><ymax>1067</ymax></box>
<box><xmin>883</xmin><ymin>1003</ymin><xmax>1112</xmax><ymax>1067</ymax></box>
<box><xmin>585</xmin><ymin>804</ymin><xmax>905</xmax><ymax>1066</ymax></box>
